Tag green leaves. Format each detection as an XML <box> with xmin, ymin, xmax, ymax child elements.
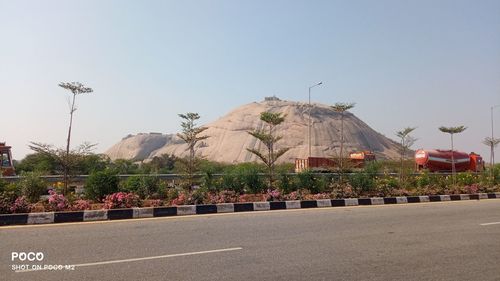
<box><xmin>396</xmin><ymin>127</ymin><xmax>416</xmax><ymax>139</ymax></box>
<box><xmin>58</xmin><ymin>82</ymin><xmax>93</xmax><ymax>95</ymax></box>
<box><xmin>177</xmin><ymin>113</ymin><xmax>209</xmax><ymax>147</ymax></box>
<box><xmin>260</xmin><ymin>112</ymin><xmax>286</xmax><ymax>126</ymax></box>
<box><xmin>247</xmin><ymin>111</ymin><xmax>289</xmax><ymax>188</ymax></box>
<box><xmin>177</xmin><ymin>112</ymin><xmax>210</xmax><ymax>188</ymax></box>
<box><xmin>438</xmin><ymin>126</ymin><xmax>467</xmax><ymax>134</ymax></box>
<box><xmin>331</xmin><ymin>102</ymin><xmax>355</xmax><ymax>113</ymax></box>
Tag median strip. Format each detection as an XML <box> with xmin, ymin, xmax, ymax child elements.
<box><xmin>1</xmin><ymin>193</ymin><xmax>499</xmax><ymax>227</ymax></box>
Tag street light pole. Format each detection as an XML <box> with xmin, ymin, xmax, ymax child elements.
<box><xmin>308</xmin><ymin>82</ymin><xmax>323</xmax><ymax>158</ymax></box>
<box><xmin>491</xmin><ymin>105</ymin><xmax>500</xmax><ymax>168</ymax></box>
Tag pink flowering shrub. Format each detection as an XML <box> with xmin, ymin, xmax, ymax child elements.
<box><xmin>464</xmin><ymin>184</ymin><xmax>479</xmax><ymax>194</ymax></box>
<box><xmin>71</xmin><ymin>199</ymin><xmax>92</xmax><ymax>211</ymax></box>
<box><xmin>103</xmin><ymin>192</ymin><xmax>141</xmax><ymax>209</ymax></box>
<box><xmin>283</xmin><ymin>189</ymin><xmax>310</xmax><ymax>200</ymax></box>
<box><xmin>206</xmin><ymin>190</ymin><xmax>239</xmax><ymax>204</ymax></box>
<box><xmin>310</xmin><ymin>193</ymin><xmax>330</xmax><ymax>200</ymax></box>
<box><xmin>238</xmin><ymin>193</ymin><xmax>265</xmax><ymax>203</ymax></box>
<box><xmin>145</xmin><ymin>199</ymin><xmax>163</xmax><ymax>207</ymax></box>
<box><xmin>46</xmin><ymin>190</ymin><xmax>69</xmax><ymax>211</ymax></box>
<box><xmin>265</xmin><ymin>189</ymin><xmax>282</xmax><ymax>201</ymax></box>
<box><xmin>283</xmin><ymin>191</ymin><xmax>299</xmax><ymax>201</ymax></box>
<box><xmin>10</xmin><ymin>196</ymin><xmax>32</xmax><ymax>213</ymax></box>
<box><xmin>170</xmin><ymin>192</ymin><xmax>189</xmax><ymax>206</ymax></box>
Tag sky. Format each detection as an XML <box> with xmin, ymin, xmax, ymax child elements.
<box><xmin>1</xmin><ymin>0</ymin><xmax>499</xmax><ymax>161</ymax></box>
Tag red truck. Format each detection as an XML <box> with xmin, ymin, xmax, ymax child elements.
<box><xmin>414</xmin><ymin>149</ymin><xmax>484</xmax><ymax>172</ymax></box>
<box><xmin>0</xmin><ymin>142</ymin><xmax>15</xmax><ymax>176</ymax></box>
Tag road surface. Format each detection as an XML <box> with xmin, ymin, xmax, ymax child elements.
<box><xmin>1</xmin><ymin>200</ymin><xmax>499</xmax><ymax>281</ymax></box>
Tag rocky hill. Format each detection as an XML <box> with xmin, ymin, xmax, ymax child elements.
<box><xmin>105</xmin><ymin>98</ymin><xmax>401</xmax><ymax>163</ymax></box>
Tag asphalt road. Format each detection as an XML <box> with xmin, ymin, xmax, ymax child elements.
<box><xmin>1</xmin><ymin>200</ymin><xmax>500</xmax><ymax>281</ymax></box>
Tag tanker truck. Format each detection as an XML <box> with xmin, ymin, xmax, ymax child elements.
<box><xmin>0</xmin><ymin>142</ymin><xmax>15</xmax><ymax>176</ymax></box>
<box><xmin>415</xmin><ymin>149</ymin><xmax>484</xmax><ymax>173</ymax></box>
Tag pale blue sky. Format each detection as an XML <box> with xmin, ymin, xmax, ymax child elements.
<box><xmin>1</xmin><ymin>0</ymin><xmax>499</xmax><ymax>160</ymax></box>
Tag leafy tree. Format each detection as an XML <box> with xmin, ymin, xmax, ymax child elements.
<box><xmin>396</xmin><ymin>127</ymin><xmax>417</xmax><ymax>181</ymax></box>
<box><xmin>483</xmin><ymin>137</ymin><xmax>500</xmax><ymax>181</ymax></box>
<box><xmin>439</xmin><ymin>125</ymin><xmax>467</xmax><ymax>184</ymax></box>
<box><xmin>177</xmin><ymin>113</ymin><xmax>209</xmax><ymax>188</ymax></box>
<box><xmin>148</xmin><ymin>154</ymin><xmax>176</xmax><ymax>173</ymax></box>
<box><xmin>247</xmin><ymin>112</ymin><xmax>290</xmax><ymax>188</ymax></box>
<box><xmin>28</xmin><ymin>142</ymin><xmax>96</xmax><ymax>194</ymax></box>
<box><xmin>15</xmin><ymin>152</ymin><xmax>58</xmax><ymax>174</ymax></box>
<box><xmin>331</xmin><ymin>102</ymin><xmax>355</xmax><ymax>180</ymax></box>
<box><xmin>109</xmin><ymin>159</ymin><xmax>140</xmax><ymax>174</ymax></box>
<box><xmin>59</xmin><ymin>82</ymin><xmax>93</xmax><ymax>191</ymax></box>
<box><xmin>78</xmin><ymin>154</ymin><xmax>111</xmax><ymax>174</ymax></box>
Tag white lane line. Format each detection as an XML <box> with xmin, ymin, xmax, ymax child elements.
<box><xmin>15</xmin><ymin>247</ymin><xmax>243</xmax><ymax>273</ymax></box>
<box><xmin>480</xmin><ymin>222</ymin><xmax>500</xmax><ymax>226</ymax></box>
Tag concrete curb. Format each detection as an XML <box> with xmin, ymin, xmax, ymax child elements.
<box><xmin>1</xmin><ymin>193</ymin><xmax>499</xmax><ymax>226</ymax></box>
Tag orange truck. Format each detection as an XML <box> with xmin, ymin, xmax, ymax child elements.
<box><xmin>0</xmin><ymin>142</ymin><xmax>15</xmax><ymax>176</ymax></box>
<box><xmin>295</xmin><ymin>151</ymin><xmax>376</xmax><ymax>173</ymax></box>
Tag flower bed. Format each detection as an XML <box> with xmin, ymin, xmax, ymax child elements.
<box><xmin>0</xmin><ymin>182</ymin><xmax>499</xmax><ymax>214</ymax></box>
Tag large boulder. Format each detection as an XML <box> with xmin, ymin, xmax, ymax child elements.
<box><xmin>106</xmin><ymin>98</ymin><xmax>401</xmax><ymax>163</ymax></box>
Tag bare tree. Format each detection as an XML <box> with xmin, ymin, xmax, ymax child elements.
<box><xmin>247</xmin><ymin>112</ymin><xmax>290</xmax><ymax>188</ymax></box>
<box><xmin>59</xmin><ymin>82</ymin><xmax>93</xmax><ymax>191</ymax></box>
<box><xmin>177</xmin><ymin>113</ymin><xmax>209</xmax><ymax>188</ymax></box>
<box><xmin>439</xmin><ymin>125</ymin><xmax>467</xmax><ymax>184</ymax></box>
<box><xmin>396</xmin><ymin>127</ymin><xmax>417</xmax><ymax>181</ymax></box>
<box><xmin>331</xmin><ymin>102</ymin><xmax>355</xmax><ymax>177</ymax></box>
<box><xmin>29</xmin><ymin>142</ymin><xmax>96</xmax><ymax>194</ymax></box>
<box><xmin>482</xmin><ymin>137</ymin><xmax>500</xmax><ymax>180</ymax></box>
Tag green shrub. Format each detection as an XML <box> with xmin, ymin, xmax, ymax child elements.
<box><xmin>220</xmin><ymin>170</ymin><xmax>245</xmax><ymax>194</ymax></box>
<box><xmin>120</xmin><ymin>175</ymin><xmax>162</xmax><ymax>199</ymax></box>
<box><xmin>365</xmin><ymin>162</ymin><xmax>382</xmax><ymax>177</ymax></box>
<box><xmin>235</xmin><ymin>164</ymin><xmax>264</xmax><ymax>194</ymax></box>
<box><xmin>295</xmin><ymin>171</ymin><xmax>329</xmax><ymax>194</ymax></box>
<box><xmin>349</xmin><ymin>172</ymin><xmax>374</xmax><ymax>194</ymax></box>
<box><xmin>296</xmin><ymin>170</ymin><xmax>315</xmax><ymax>190</ymax></box>
<box><xmin>0</xmin><ymin>191</ymin><xmax>17</xmax><ymax>214</ymax></box>
<box><xmin>202</xmin><ymin>171</ymin><xmax>221</xmax><ymax>192</ymax></box>
<box><xmin>415</xmin><ymin>171</ymin><xmax>431</xmax><ymax>187</ymax></box>
<box><xmin>219</xmin><ymin>163</ymin><xmax>265</xmax><ymax>194</ymax></box>
<box><xmin>456</xmin><ymin>172</ymin><xmax>477</xmax><ymax>186</ymax></box>
<box><xmin>0</xmin><ymin>179</ymin><xmax>7</xmax><ymax>192</ymax></box>
<box><xmin>277</xmin><ymin>172</ymin><xmax>297</xmax><ymax>194</ymax></box>
<box><xmin>374</xmin><ymin>177</ymin><xmax>399</xmax><ymax>196</ymax></box>
<box><xmin>191</xmin><ymin>186</ymin><xmax>209</xmax><ymax>205</ymax></box>
<box><xmin>17</xmin><ymin>171</ymin><xmax>47</xmax><ymax>203</ymax></box>
<box><xmin>85</xmin><ymin>170</ymin><xmax>119</xmax><ymax>201</ymax></box>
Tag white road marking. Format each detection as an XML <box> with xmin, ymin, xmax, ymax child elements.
<box><xmin>15</xmin><ymin>247</ymin><xmax>243</xmax><ymax>273</ymax></box>
<box><xmin>480</xmin><ymin>222</ymin><xmax>500</xmax><ymax>226</ymax></box>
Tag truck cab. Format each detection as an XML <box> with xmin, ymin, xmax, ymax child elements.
<box><xmin>0</xmin><ymin>142</ymin><xmax>15</xmax><ymax>176</ymax></box>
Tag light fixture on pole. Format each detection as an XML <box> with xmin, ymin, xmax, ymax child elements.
<box><xmin>308</xmin><ymin>82</ymin><xmax>323</xmax><ymax>158</ymax></box>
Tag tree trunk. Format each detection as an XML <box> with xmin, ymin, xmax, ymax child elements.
<box><xmin>491</xmin><ymin>144</ymin><xmax>494</xmax><ymax>181</ymax></box>
<box><xmin>400</xmin><ymin>139</ymin><xmax>405</xmax><ymax>182</ymax></box>
<box><xmin>64</xmin><ymin>93</ymin><xmax>77</xmax><ymax>194</ymax></box>
<box><xmin>451</xmin><ymin>134</ymin><xmax>456</xmax><ymax>185</ymax></box>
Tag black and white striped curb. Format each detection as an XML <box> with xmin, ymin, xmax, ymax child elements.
<box><xmin>1</xmin><ymin>192</ymin><xmax>499</xmax><ymax>226</ymax></box>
